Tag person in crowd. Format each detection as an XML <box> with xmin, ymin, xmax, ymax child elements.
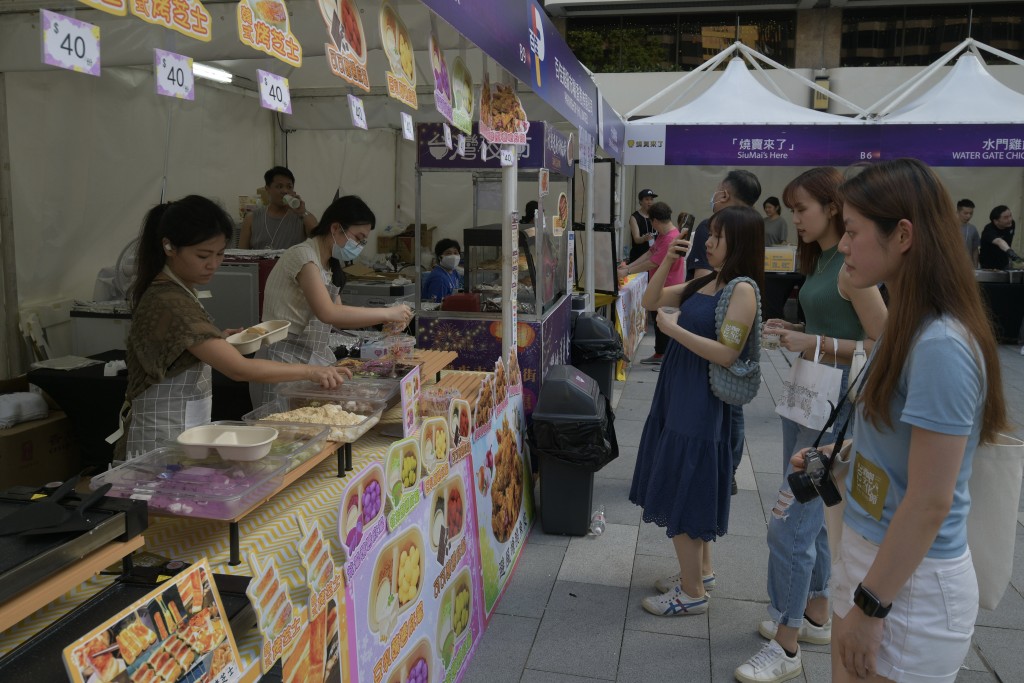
<box><xmin>735</xmin><ymin>168</ymin><xmax>887</xmax><ymax>683</ymax></box>
<box><xmin>631</xmin><ymin>205</ymin><xmax>764</xmax><ymax>617</ymax></box>
<box><xmin>763</xmin><ymin>196</ymin><xmax>788</xmax><ymax>246</ymax></box>
<box><xmin>250</xmin><ymin>195</ymin><xmax>413</xmax><ymax>408</ymax></box>
<box><xmin>979</xmin><ymin>204</ymin><xmax>1021</xmax><ymax>269</ymax></box>
<box><xmin>793</xmin><ymin>158</ymin><xmax>1006</xmax><ymax>683</ymax></box>
<box><xmin>422</xmin><ymin>238</ymin><xmax>463</xmax><ymax>303</ymax></box>
<box><xmin>957</xmin><ymin>199</ymin><xmax>979</xmax><ymax>268</ymax></box>
<box><xmin>113</xmin><ymin>196</ymin><xmax>349</xmax><ymax>458</ymax></box>
<box><xmin>521</xmin><ymin>200</ymin><xmax>539</xmax><ymax>232</ymax></box>
<box><xmin>628</xmin><ymin>189</ymin><xmax>658</xmax><ymax>262</ymax></box>
<box><xmin>686</xmin><ymin>169</ymin><xmax>762</xmax><ymax>495</ymax></box>
<box><xmin>618</xmin><ymin>202</ymin><xmax>687</xmax><ymax>365</ymax></box>
<box><xmin>238</xmin><ymin>166</ymin><xmax>318</xmax><ymax>249</ymax></box>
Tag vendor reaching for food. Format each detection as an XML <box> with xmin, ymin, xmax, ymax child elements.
<box><xmin>238</xmin><ymin>166</ymin><xmax>318</xmax><ymax>249</ymax></box>
<box><xmin>110</xmin><ymin>195</ymin><xmax>349</xmax><ymax>458</ymax></box>
<box><xmin>250</xmin><ymin>195</ymin><xmax>414</xmax><ymax>408</ymax></box>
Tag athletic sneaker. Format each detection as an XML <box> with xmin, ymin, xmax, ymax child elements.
<box><xmin>641</xmin><ymin>585</ymin><xmax>709</xmax><ymax>616</ymax></box>
<box><xmin>758</xmin><ymin>617</ymin><xmax>832</xmax><ymax>645</ymax></box>
<box><xmin>639</xmin><ymin>353</ymin><xmax>663</xmax><ymax>365</ymax></box>
<box><xmin>653</xmin><ymin>572</ymin><xmax>716</xmax><ymax>594</ymax></box>
<box><xmin>734</xmin><ymin>641</ymin><xmax>802</xmax><ymax>683</ymax></box>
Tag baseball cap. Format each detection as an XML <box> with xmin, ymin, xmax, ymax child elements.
<box><xmin>638</xmin><ymin>189</ymin><xmax>657</xmax><ymax>200</ymax></box>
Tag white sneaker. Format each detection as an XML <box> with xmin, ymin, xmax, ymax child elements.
<box><xmin>758</xmin><ymin>617</ymin><xmax>832</xmax><ymax>645</ymax></box>
<box><xmin>653</xmin><ymin>572</ymin><xmax>716</xmax><ymax>594</ymax></box>
<box><xmin>641</xmin><ymin>585</ymin><xmax>709</xmax><ymax>616</ymax></box>
<box><xmin>734</xmin><ymin>641</ymin><xmax>802</xmax><ymax>683</ymax></box>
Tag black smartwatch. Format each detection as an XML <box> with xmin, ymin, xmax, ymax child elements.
<box><xmin>854</xmin><ymin>583</ymin><xmax>891</xmax><ymax>618</ymax></box>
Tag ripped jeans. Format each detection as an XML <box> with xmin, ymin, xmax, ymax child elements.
<box><xmin>766</xmin><ymin>366</ymin><xmax>851</xmax><ymax>627</ymax></box>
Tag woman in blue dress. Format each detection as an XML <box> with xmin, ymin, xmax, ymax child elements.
<box><xmin>631</xmin><ymin>205</ymin><xmax>764</xmax><ymax>616</ymax></box>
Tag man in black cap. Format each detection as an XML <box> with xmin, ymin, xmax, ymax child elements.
<box><xmin>628</xmin><ymin>189</ymin><xmax>658</xmax><ymax>263</ymax></box>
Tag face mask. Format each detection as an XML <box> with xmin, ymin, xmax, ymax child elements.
<box><xmin>441</xmin><ymin>254</ymin><xmax>461</xmax><ymax>270</ymax></box>
<box><xmin>709</xmin><ymin>191</ymin><xmax>719</xmax><ymax>213</ymax></box>
<box><xmin>332</xmin><ymin>228</ymin><xmax>364</xmax><ymax>261</ymax></box>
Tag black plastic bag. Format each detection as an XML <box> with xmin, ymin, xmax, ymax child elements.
<box><xmin>529</xmin><ymin>396</ymin><xmax>619</xmax><ymax>473</ymax></box>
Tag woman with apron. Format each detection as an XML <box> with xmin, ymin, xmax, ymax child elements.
<box><xmin>250</xmin><ymin>195</ymin><xmax>414</xmax><ymax>409</ymax></box>
<box><xmin>111</xmin><ymin>196</ymin><xmax>349</xmax><ymax>460</ymax></box>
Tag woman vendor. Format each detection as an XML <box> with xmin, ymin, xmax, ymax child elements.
<box><xmin>250</xmin><ymin>195</ymin><xmax>414</xmax><ymax>407</ymax></box>
<box><xmin>112</xmin><ymin>195</ymin><xmax>349</xmax><ymax>459</ymax></box>
<box><xmin>422</xmin><ymin>238</ymin><xmax>463</xmax><ymax>302</ymax></box>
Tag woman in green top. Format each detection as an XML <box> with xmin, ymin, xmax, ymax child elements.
<box><xmin>735</xmin><ymin>168</ymin><xmax>887</xmax><ymax>683</ymax></box>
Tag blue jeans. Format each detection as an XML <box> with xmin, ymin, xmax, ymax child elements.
<box><xmin>766</xmin><ymin>365</ymin><xmax>851</xmax><ymax>627</ymax></box>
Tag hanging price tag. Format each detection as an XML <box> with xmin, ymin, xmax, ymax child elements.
<box><xmin>348</xmin><ymin>94</ymin><xmax>367</xmax><ymax>130</ymax></box>
<box><xmin>457</xmin><ymin>134</ymin><xmax>466</xmax><ymax>157</ymax></box>
<box><xmin>41</xmin><ymin>10</ymin><xmax>100</xmax><ymax>77</ymax></box>
<box><xmin>257</xmin><ymin>69</ymin><xmax>292</xmax><ymax>114</ymax></box>
<box><xmin>153</xmin><ymin>49</ymin><xmax>195</xmax><ymax>100</ymax></box>
<box><xmin>499</xmin><ymin>148</ymin><xmax>515</xmax><ymax>167</ymax></box>
<box><xmin>400</xmin><ymin>112</ymin><xmax>414</xmax><ymax>141</ymax></box>
<box><xmin>443</xmin><ymin>123</ymin><xmax>453</xmax><ymax>150</ymax></box>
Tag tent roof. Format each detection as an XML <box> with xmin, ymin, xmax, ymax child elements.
<box><xmin>881</xmin><ymin>53</ymin><xmax>1024</xmax><ymax>123</ymax></box>
<box><xmin>633</xmin><ymin>57</ymin><xmax>859</xmax><ymax>126</ymax></box>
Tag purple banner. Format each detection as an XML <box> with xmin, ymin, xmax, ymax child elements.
<box><xmin>600</xmin><ymin>97</ymin><xmax>625</xmax><ymax>163</ymax></box>
<box><xmin>418</xmin><ymin>121</ymin><xmax>546</xmax><ymax>170</ymax></box>
<box><xmin>664</xmin><ymin>125</ymin><xmax>875</xmax><ymax>166</ymax></box>
<box><xmin>543</xmin><ymin>125</ymin><xmax>574</xmax><ymax>178</ymax></box>
<box><xmin>878</xmin><ymin>125</ymin><xmax>1024</xmax><ymax>167</ymax></box>
<box><xmin>418</xmin><ymin>0</ymin><xmax>598</xmax><ymax>136</ymax></box>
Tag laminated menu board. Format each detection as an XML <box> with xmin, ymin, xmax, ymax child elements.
<box><xmin>63</xmin><ymin>559</ymin><xmax>243</xmax><ymax>683</ymax></box>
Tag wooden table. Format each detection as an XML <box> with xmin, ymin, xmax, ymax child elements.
<box><xmin>433</xmin><ymin>371</ymin><xmax>491</xmax><ymax>404</ymax></box>
<box><xmin>410</xmin><ymin>349</ymin><xmax>459</xmax><ymax>382</ymax></box>
<box><xmin>0</xmin><ymin>536</ymin><xmax>145</xmax><ymax>633</ymax></box>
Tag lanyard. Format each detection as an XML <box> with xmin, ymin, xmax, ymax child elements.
<box><xmin>161</xmin><ymin>265</ymin><xmax>201</xmax><ymax>303</ymax></box>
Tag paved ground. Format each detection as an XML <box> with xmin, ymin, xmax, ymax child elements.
<box><xmin>464</xmin><ymin>329</ymin><xmax>1024</xmax><ymax>683</ymax></box>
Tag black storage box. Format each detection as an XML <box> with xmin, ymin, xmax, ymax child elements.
<box><xmin>571</xmin><ymin>313</ymin><xmax>623</xmax><ymax>400</ymax></box>
<box><xmin>531</xmin><ymin>366</ymin><xmax>618</xmax><ymax>535</ymax></box>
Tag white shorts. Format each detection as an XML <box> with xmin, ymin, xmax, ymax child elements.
<box><xmin>831</xmin><ymin>524</ymin><xmax>978</xmax><ymax>683</ymax></box>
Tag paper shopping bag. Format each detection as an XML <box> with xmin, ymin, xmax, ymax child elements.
<box><xmin>775</xmin><ymin>354</ymin><xmax>843</xmax><ymax>431</ymax></box>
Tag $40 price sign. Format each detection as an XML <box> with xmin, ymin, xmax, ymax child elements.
<box><xmin>154</xmin><ymin>49</ymin><xmax>195</xmax><ymax>100</ymax></box>
<box><xmin>41</xmin><ymin>9</ymin><xmax>100</xmax><ymax>77</ymax></box>
<box><xmin>258</xmin><ymin>70</ymin><xmax>292</xmax><ymax>114</ymax></box>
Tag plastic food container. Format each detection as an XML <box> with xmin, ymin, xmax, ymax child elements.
<box><xmin>243</xmin><ymin>395</ymin><xmax>387</xmax><ymax>443</ymax></box>
<box><xmin>91</xmin><ymin>446</ymin><xmax>289</xmax><ymax>520</ymax></box>
<box><xmin>211</xmin><ymin>420</ymin><xmax>330</xmax><ymax>470</ymax></box>
<box><xmin>177</xmin><ymin>424</ymin><xmax>279</xmax><ymax>461</ymax></box>
<box><xmin>387</xmin><ymin>334</ymin><xmax>416</xmax><ymax>361</ymax></box>
<box><xmin>280</xmin><ymin>379</ymin><xmax>399</xmax><ymax>404</ymax></box>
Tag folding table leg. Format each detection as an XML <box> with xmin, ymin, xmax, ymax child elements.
<box><xmin>229</xmin><ymin>522</ymin><xmax>241</xmax><ymax>566</ymax></box>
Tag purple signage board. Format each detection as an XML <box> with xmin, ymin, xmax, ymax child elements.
<box><xmin>418</xmin><ymin>121</ymin><xmax>545</xmax><ymax>170</ymax></box>
<box><xmin>543</xmin><ymin>125</ymin><xmax>574</xmax><ymax>178</ymax></box>
<box><xmin>418</xmin><ymin>0</ymin><xmax>598</xmax><ymax>136</ymax></box>
<box><xmin>664</xmin><ymin>125</ymin><xmax>877</xmax><ymax>167</ymax></box>
<box><xmin>600</xmin><ymin>97</ymin><xmax>625</xmax><ymax>163</ymax></box>
<box><xmin>878</xmin><ymin>124</ymin><xmax>1024</xmax><ymax>167</ymax></box>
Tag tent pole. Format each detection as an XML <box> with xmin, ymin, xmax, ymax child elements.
<box><xmin>626</xmin><ymin>43</ymin><xmax>739</xmax><ymax>117</ymax></box>
<box><xmin>657</xmin><ymin>47</ymin><xmax>737</xmax><ymax>113</ymax></box>
<box><xmin>585</xmin><ymin>167</ymin><xmax>595</xmax><ymax>313</ymax></box>
<box><xmin>736</xmin><ymin>43</ymin><xmax>866</xmax><ymax>115</ymax></box>
<box><xmin>972</xmin><ymin>41</ymin><xmax>1024</xmax><ymax>67</ymax></box>
<box><xmin>740</xmin><ymin>50</ymin><xmax>789</xmax><ymax>101</ymax></box>
<box><xmin>501</xmin><ymin>145</ymin><xmax>517</xmax><ymax>360</ymax></box>
<box><xmin>863</xmin><ymin>38</ymin><xmax>971</xmax><ymax>116</ymax></box>
<box><xmin>0</xmin><ymin>72</ymin><xmax>24</xmax><ymax>378</ymax></box>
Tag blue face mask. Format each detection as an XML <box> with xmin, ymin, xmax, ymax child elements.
<box><xmin>332</xmin><ymin>228</ymin><xmax>364</xmax><ymax>261</ymax></box>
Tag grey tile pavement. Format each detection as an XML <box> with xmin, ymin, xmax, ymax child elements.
<box><xmin>463</xmin><ymin>337</ymin><xmax>1024</xmax><ymax>683</ymax></box>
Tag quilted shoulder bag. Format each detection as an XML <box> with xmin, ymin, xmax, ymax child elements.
<box><xmin>709</xmin><ymin>277</ymin><xmax>762</xmax><ymax>406</ymax></box>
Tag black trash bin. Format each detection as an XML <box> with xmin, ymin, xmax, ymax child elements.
<box><xmin>531</xmin><ymin>366</ymin><xmax>619</xmax><ymax>535</ymax></box>
<box><xmin>571</xmin><ymin>313</ymin><xmax>623</xmax><ymax>400</ymax></box>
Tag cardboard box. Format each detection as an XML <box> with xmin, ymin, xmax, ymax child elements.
<box><xmin>0</xmin><ymin>410</ymin><xmax>78</xmax><ymax>488</ymax></box>
<box><xmin>765</xmin><ymin>246</ymin><xmax>797</xmax><ymax>273</ymax></box>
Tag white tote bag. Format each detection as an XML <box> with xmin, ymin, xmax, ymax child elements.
<box><xmin>775</xmin><ymin>336</ymin><xmax>843</xmax><ymax>431</ymax></box>
<box><xmin>968</xmin><ymin>433</ymin><xmax>1024</xmax><ymax>610</ymax></box>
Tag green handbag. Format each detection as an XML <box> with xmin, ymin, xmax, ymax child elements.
<box><xmin>709</xmin><ymin>277</ymin><xmax>762</xmax><ymax>406</ymax></box>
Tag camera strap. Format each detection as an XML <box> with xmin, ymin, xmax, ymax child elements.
<box><xmin>810</xmin><ymin>352</ymin><xmax>872</xmax><ymax>450</ymax></box>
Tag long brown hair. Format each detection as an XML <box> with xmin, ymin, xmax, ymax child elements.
<box><xmin>840</xmin><ymin>158</ymin><xmax>1006</xmax><ymax>442</ymax></box>
<box><xmin>783</xmin><ymin>167</ymin><xmax>844</xmax><ymax>275</ymax></box>
<box><xmin>679</xmin><ymin>206</ymin><xmax>765</xmax><ymax>307</ymax></box>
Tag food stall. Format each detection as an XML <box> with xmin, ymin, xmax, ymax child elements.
<box><xmin>414</xmin><ymin>121</ymin><xmax>574</xmax><ymax>413</ymax></box>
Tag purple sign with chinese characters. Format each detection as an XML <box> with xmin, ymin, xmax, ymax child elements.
<box><xmin>600</xmin><ymin>97</ymin><xmax>625</xmax><ymax>162</ymax></box>
<box><xmin>878</xmin><ymin>124</ymin><xmax>1024</xmax><ymax>167</ymax></box>
<box><xmin>543</xmin><ymin>125</ymin><xmax>573</xmax><ymax>178</ymax></box>
<box><xmin>418</xmin><ymin>0</ymin><xmax>598</xmax><ymax>136</ymax></box>
<box><xmin>418</xmin><ymin>121</ymin><xmax>544</xmax><ymax>170</ymax></box>
<box><xmin>664</xmin><ymin>125</ymin><xmax>875</xmax><ymax>166</ymax></box>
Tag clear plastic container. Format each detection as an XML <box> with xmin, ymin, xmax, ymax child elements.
<box><xmin>388</xmin><ymin>334</ymin><xmax>416</xmax><ymax>361</ymax></box>
<box><xmin>91</xmin><ymin>446</ymin><xmax>289</xmax><ymax>520</ymax></box>
<box><xmin>280</xmin><ymin>379</ymin><xmax>399</xmax><ymax>404</ymax></box>
<box><xmin>243</xmin><ymin>395</ymin><xmax>387</xmax><ymax>443</ymax></box>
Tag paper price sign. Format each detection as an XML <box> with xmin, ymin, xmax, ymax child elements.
<box><xmin>41</xmin><ymin>10</ymin><xmax>100</xmax><ymax>77</ymax></box>
<box><xmin>258</xmin><ymin>70</ymin><xmax>291</xmax><ymax>114</ymax></box>
<box><xmin>443</xmin><ymin>123</ymin><xmax>453</xmax><ymax>150</ymax></box>
<box><xmin>500</xmin><ymin>148</ymin><xmax>515</xmax><ymax>167</ymax></box>
<box><xmin>457</xmin><ymin>134</ymin><xmax>466</xmax><ymax>157</ymax></box>
<box><xmin>154</xmin><ymin>49</ymin><xmax>195</xmax><ymax>100</ymax></box>
<box><xmin>348</xmin><ymin>94</ymin><xmax>367</xmax><ymax>130</ymax></box>
<box><xmin>401</xmin><ymin>111</ymin><xmax>414</xmax><ymax>141</ymax></box>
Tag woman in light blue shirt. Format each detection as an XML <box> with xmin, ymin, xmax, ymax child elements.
<box><xmin>794</xmin><ymin>159</ymin><xmax>1008</xmax><ymax>683</ymax></box>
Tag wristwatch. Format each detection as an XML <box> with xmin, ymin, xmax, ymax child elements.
<box><xmin>853</xmin><ymin>583</ymin><xmax>891</xmax><ymax>618</ymax></box>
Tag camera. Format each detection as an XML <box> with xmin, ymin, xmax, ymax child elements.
<box><xmin>787</xmin><ymin>448</ymin><xmax>843</xmax><ymax>506</ymax></box>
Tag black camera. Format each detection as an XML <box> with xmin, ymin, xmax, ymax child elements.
<box><xmin>787</xmin><ymin>448</ymin><xmax>843</xmax><ymax>506</ymax></box>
